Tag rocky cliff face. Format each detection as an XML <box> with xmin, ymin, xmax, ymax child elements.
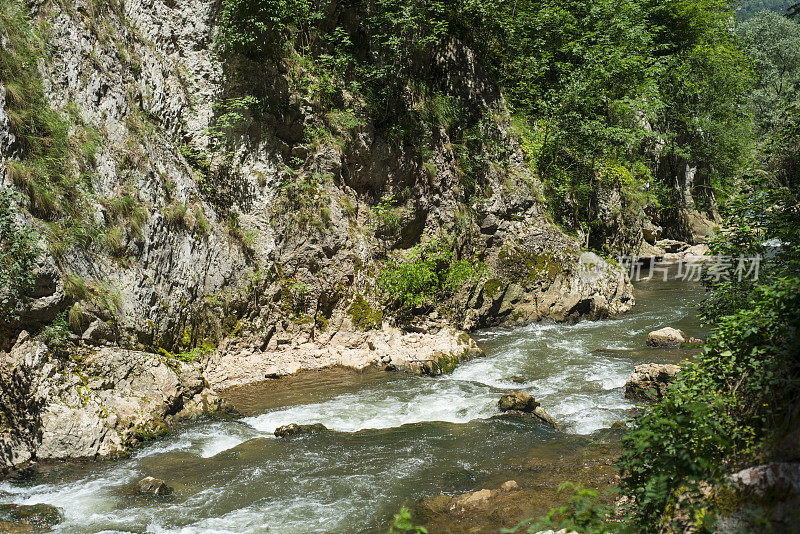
<box><xmin>1</xmin><ymin>331</ymin><xmax>221</xmax><ymax>476</ymax></box>
<box><xmin>0</xmin><ymin>0</ymin><xmax>634</xmax><ymax>469</ymax></box>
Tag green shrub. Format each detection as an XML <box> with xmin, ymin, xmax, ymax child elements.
<box><xmin>215</xmin><ymin>0</ymin><xmax>317</xmax><ymax>58</ymax></box>
<box><xmin>39</xmin><ymin>311</ymin><xmax>71</xmax><ymax>352</ymax></box>
<box><xmin>389</xmin><ymin>507</ymin><xmax>427</xmax><ymax>534</ymax></box>
<box><xmin>347</xmin><ymin>294</ymin><xmax>383</xmax><ymax>330</ymax></box>
<box><xmin>369</xmin><ymin>194</ymin><xmax>402</xmax><ymax>238</ymax></box>
<box><xmin>378</xmin><ymin>237</ymin><xmax>483</xmax><ymax>312</ymax></box>
<box><xmin>163</xmin><ymin>201</ymin><xmax>189</xmax><ymax>228</ymax></box>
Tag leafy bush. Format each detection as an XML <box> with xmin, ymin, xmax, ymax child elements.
<box><xmin>378</xmin><ymin>237</ymin><xmax>483</xmax><ymax>312</ymax></box>
<box><xmin>215</xmin><ymin>0</ymin><xmax>318</xmax><ymax>58</ymax></box>
<box><xmin>389</xmin><ymin>506</ymin><xmax>428</xmax><ymax>534</ymax></box>
<box><xmin>39</xmin><ymin>311</ymin><xmax>71</xmax><ymax>353</ymax></box>
<box><xmin>369</xmin><ymin>194</ymin><xmax>402</xmax><ymax>238</ymax></box>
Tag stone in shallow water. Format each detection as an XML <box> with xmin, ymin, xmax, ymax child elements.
<box><xmin>274</xmin><ymin>423</ymin><xmax>328</xmax><ymax>438</ymax></box>
<box><xmin>136</xmin><ymin>476</ymin><xmax>173</xmax><ymax>495</ymax></box>
<box><xmin>0</xmin><ymin>503</ymin><xmax>64</xmax><ymax>529</ymax></box>
<box><xmin>497</xmin><ymin>392</ymin><xmax>557</xmax><ymax>429</ymax></box>
<box><xmin>624</xmin><ymin>363</ymin><xmax>680</xmax><ymax>402</ymax></box>
<box><xmin>498</xmin><ymin>391</ymin><xmax>540</xmax><ymax>412</ymax></box>
<box><xmin>646</xmin><ymin>327</ymin><xmax>686</xmax><ymax>347</ymax></box>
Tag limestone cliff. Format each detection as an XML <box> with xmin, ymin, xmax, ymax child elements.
<box><xmin>0</xmin><ymin>0</ymin><xmax>634</xmax><ymax>470</ymax></box>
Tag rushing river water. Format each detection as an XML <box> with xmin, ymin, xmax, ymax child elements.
<box><xmin>0</xmin><ymin>274</ymin><xmax>706</xmax><ymax>533</ymax></box>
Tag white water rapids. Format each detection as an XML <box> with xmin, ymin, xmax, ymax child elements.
<box><xmin>0</xmin><ymin>276</ymin><xmax>705</xmax><ymax>533</ymax></box>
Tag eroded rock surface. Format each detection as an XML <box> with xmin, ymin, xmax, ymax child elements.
<box><xmin>206</xmin><ymin>326</ymin><xmax>484</xmax><ymax>389</ymax></box>
<box><xmin>497</xmin><ymin>391</ymin><xmax>557</xmax><ymax>428</ymax></box>
<box><xmin>624</xmin><ymin>363</ymin><xmax>680</xmax><ymax>402</ymax></box>
<box><xmin>0</xmin><ymin>332</ymin><xmax>222</xmax><ymax>475</ymax></box>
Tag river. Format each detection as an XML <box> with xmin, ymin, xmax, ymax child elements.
<box><xmin>0</xmin><ymin>273</ymin><xmax>705</xmax><ymax>533</ymax></box>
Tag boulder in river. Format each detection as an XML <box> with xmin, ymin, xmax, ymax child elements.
<box><xmin>498</xmin><ymin>392</ymin><xmax>557</xmax><ymax>429</ymax></box>
<box><xmin>499</xmin><ymin>391</ymin><xmax>540</xmax><ymax>412</ymax></box>
<box><xmin>274</xmin><ymin>423</ymin><xmax>328</xmax><ymax>438</ymax></box>
<box><xmin>655</xmin><ymin>239</ymin><xmax>689</xmax><ymax>254</ymax></box>
<box><xmin>624</xmin><ymin>363</ymin><xmax>680</xmax><ymax>402</ymax></box>
<box><xmin>0</xmin><ymin>503</ymin><xmax>64</xmax><ymax>529</ymax></box>
<box><xmin>136</xmin><ymin>477</ymin><xmax>173</xmax><ymax>495</ymax></box>
<box><xmin>646</xmin><ymin>327</ymin><xmax>686</xmax><ymax>348</ymax></box>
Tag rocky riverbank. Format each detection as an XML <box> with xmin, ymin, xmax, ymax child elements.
<box><xmin>206</xmin><ymin>325</ymin><xmax>484</xmax><ymax>390</ymax></box>
<box><xmin>0</xmin><ymin>331</ymin><xmax>222</xmax><ymax>478</ymax></box>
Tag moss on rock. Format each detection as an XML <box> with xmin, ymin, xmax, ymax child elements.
<box><xmin>347</xmin><ymin>294</ymin><xmax>383</xmax><ymax>330</ymax></box>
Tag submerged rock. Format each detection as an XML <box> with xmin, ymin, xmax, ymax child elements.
<box><xmin>420</xmin><ymin>480</ymin><xmax>522</xmax><ymax>515</ymax></box>
<box><xmin>646</xmin><ymin>327</ymin><xmax>686</xmax><ymax>348</ymax></box>
<box><xmin>0</xmin><ymin>503</ymin><xmax>64</xmax><ymax>529</ymax></box>
<box><xmin>498</xmin><ymin>392</ymin><xmax>557</xmax><ymax>428</ymax></box>
<box><xmin>624</xmin><ymin>363</ymin><xmax>680</xmax><ymax>402</ymax></box>
<box><xmin>274</xmin><ymin>423</ymin><xmax>328</xmax><ymax>438</ymax></box>
<box><xmin>136</xmin><ymin>477</ymin><xmax>173</xmax><ymax>496</ymax></box>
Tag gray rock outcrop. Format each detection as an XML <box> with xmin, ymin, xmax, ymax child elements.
<box><xmin>0</xmin><ymin>332</ymin><xmax>222</xmax><ymax>475</ymax></box>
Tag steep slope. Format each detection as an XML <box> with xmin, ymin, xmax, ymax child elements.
<box><xmin>0</xmin><ymin>0</ymin><xmax>633</xmax><ymax>470</ymax></box>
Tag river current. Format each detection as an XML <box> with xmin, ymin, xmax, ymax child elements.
<box><xmin>0</xmin><ymin>274</ymin><xmax>705</xmax><ymax>533</ymax></box>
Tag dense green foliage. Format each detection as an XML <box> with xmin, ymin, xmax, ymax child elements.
<box><xmin>523</xmin><ymin>8</ymin><xmax>800</xmax><ymax>531</ymax></box>
<box><xmin>215</xmin><ymin>0</ymin><xmax>754</xmax><ymax>246</ymax></box>
<box><xmin>735</xmin><ymin>0</ymin><xmax>794</xmax><ymax>19</ymax></box>
<box><xmin>377</xmin><ymin>237</ymin><xmax>482</xmax><ymax>312</ymax></box>
<box><xmin>738</xmin><ymin>11</ymin><xmax>800</xmax><ymax>134</ymax></box>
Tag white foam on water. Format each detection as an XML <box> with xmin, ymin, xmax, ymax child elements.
<box><xmin>0</xmin><ymin>280</ymin><xmax>704</xmax><ymax>533</ymax></box>
<box><xmin>243</xmin><ymin>380</ymin><xmax>498</xmax><ymax>434</ymax></box>
<box><xmin>136</xmin><ymin>422</ymin><xmax>259</xmax><ymax>459</ymax></box>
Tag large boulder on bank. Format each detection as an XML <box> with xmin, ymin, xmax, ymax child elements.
<box><xmin>624</xmin><ymin>363</ymin><xmax>680</xmax><ymax>402</ymax></box>
<box><xmin>646</xmin><ymin>327</ymin><xmax>686</xmax><ymax>348</ymax></box>
<box><xmin>274</xmin><ymin>423</ymin><xmax>328</xmax><ymax>438</ymax></box>
<box><xmin>0</xmin><ymin>332</ymin><xmax>223</xmax><ymax>475</ymax></box>
<box><xmin>136</xmin><ymin>476</ymin><xmax>173</xmax><ymax>495</ymax></box>
<box><xmin>498</xmin><ymin>392</ymin><xmax>557</xmax><ymax>428</ymax></box>
<box><xmin>0</xmin><ymin>503</ymin><xmax>64</xmax><ymax>529</ymax></box>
